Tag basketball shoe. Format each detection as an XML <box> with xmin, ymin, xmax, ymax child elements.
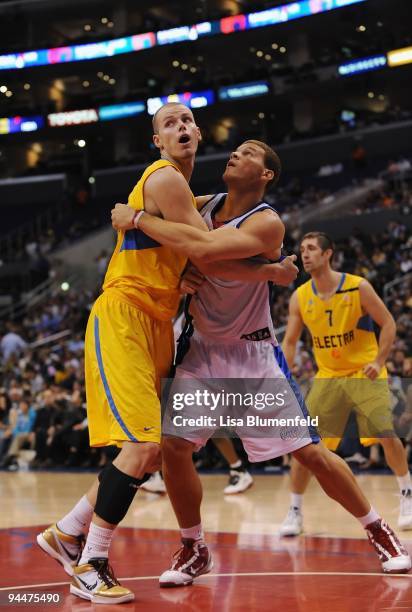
<box><xmin>398</xmin><ymin>489</ymin><xmax>412</xmax><ymax>530</ymax></box>
<box><xmin>279</xmin><ymin>507</ymin><xmax>303</xmax><ymax>537</ymax></box>
<box><xmin>140</xmin><ymin>471</ymin><xmax>166</xmax><ymax>494</ymax></box>
<box><xmin>37</xmin><ymin>523</ymin><xmax>84</xmax><ymax>576</ymax></box>
<box><xmin>366</xmin><ymin>518</ymin><xmax>411</xmax><ymax>573</ymax></box>
<box><xmin>70</xmin><ymin>557</ymin><xmax>134</xmax><ymax>604</ymax></box>
<box><xmin>224</xmin><ymin>468</ymin><xmax>253</xmax><ymax>495</ymax></box>
<box><xmin>159</xmin><ymin>538</ymin><xmax>213</xmax><ymax>587</ymax></box>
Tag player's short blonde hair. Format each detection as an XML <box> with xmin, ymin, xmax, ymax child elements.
<box><xmin>152</xmin><ymin>102</ymin><xmax>192</xmax><ymax>133</ymax></box>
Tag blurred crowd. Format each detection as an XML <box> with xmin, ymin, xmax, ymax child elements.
<box><xmin>0</xmin><ymin>290</ymin><xmax>105</xmax><ymax>471</ymax></box>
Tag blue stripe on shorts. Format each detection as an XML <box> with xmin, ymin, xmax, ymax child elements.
<box><xmin>94</xmin><ymin>315</ymin><xmax>138</xmax><ymax>442</ymax></box>
<box><xmin>273</xmin><ymin>345</ymin><xmax>320</xmax><ymax>443</ymax></box>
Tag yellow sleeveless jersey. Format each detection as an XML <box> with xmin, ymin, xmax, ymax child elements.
<box><xmin>103</xmin><ymin>159</ymin><xmax>194</xmax><ymax>321</ymax></box>
<box><xmin>297</xmin><ymin>273</ymin><xmax>380</xmax><ymax>377</ymax></box>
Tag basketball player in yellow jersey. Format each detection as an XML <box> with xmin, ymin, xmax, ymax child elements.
<box><xmin>36</xmin><ymin>103</ymin><xmax>209</xmax><ymax>604</ymax></box>
<box><xmin>280</xmin><ymin>232</ymin><xmax>412</xmax><ymax>537</ymax></box>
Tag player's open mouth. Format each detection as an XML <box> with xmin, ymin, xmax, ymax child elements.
<box><xmin>227</xmin><ymin>161</ymin><xmax>236</xmax><ymax>167</ymax></box>
<box><xmin>179</xmin><ymin>134</ymin><xmax>191</xmax><ymax>144</ymax></box>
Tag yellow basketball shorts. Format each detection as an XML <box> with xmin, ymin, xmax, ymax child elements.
<box><xmin>306</xmin><ymin>369</ymin><xmax>393</xmax><ymax>452</ymax></box>
<box><xmin>85</xmin><ymin>293</ymin><xmax>174</xmax><ymax>447</ymax></box>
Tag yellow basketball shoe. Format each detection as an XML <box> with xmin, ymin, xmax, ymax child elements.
<box><xmin>70</xmin><ymin>558</ymin><xmax>134</xmax><ymax>604</ymax></box>
<box><xmin>37</xmin><ymin>523</ymin><xmax>84</xmax><ymax>576</ymax></box>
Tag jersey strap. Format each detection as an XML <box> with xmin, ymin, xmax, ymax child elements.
<box><xmin>236</xmin><ymin>203</ymin><xmax>277</xmax><ymax>228</ymax></box>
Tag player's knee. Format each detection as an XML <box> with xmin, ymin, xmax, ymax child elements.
<box><xmin>139</xmin><ymin>442</ymin><xmax>162</xmax><ymax>472</ymax></box>
<box><xmin>115</xmin><ymin>441</ymin><xmax>161</xmax><ymax>476</ymax></box>
<box><xmin>162</xmin><ymin>436</ymin><xmax>194</xmax><ymax>463</ymax></box>
<box><xmin>95</xmin><ymin>464</ymin><xmax>151</xmax><ymax>525</ymax></box>
<box><xmin>298</xmin><ymin>445</ymin><xmax>331</xmax><ymax>476</ymax></box>
<box><xmin>379</xmin><ymin>435</ymin><xmax>400</xmax><ymax>450</ymax></box>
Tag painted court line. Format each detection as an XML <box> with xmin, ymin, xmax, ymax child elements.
<box><xmin>1</xmin><ymin>571</ymin><xmax>411</xmax><ymax>591</ymax></box>
<box><xmin>10</xmin><ymin>525</ymin><xmax>412</xmax><ymax>544</ymax></box>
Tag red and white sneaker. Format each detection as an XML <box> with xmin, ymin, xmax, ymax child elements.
<box><xmin>366</xmin><ymin>518</ymin><xmax>411</xmax><ymax>573</ymax></box>
<box><xmin>159</xmin><ymin>538</ymin><xmax>213</xmax><ymax>587</ymax></box>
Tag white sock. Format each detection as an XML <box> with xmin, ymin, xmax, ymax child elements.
<box><xmin>291</xmin><ymin>493</ymin><xmax>303</xmax><ymax>511</ymax></box>
<box><xmin>230</xmin><ymin>460</ymin><xmax>242</xmax><ymax>470</ymax></box>
<box><xmin>58</xmin><ymin>495</ymin><xmax>94</xmax><ymax>537</ymax></box>
<box><xmin>181</xmin><ymin>523</ymin><xmax>204</xmax><ymax>542</ymax></box>
<box><xmin>397</xmin><ymin>472</ymin><xmax>412</xmax><ymax>494</ymax></box>
<box><xmin>79</xmin><ymin>523</ymin><xmax>114</xmax><ymax>564</ymax></box>
<box><xmin>357</xmin><ymin>507</ymin><xmax>380</xmax><ymax>528</ymax></box>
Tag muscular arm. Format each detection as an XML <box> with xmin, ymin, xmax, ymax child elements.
<box><xmin>359</xmin><ymin>280</ymin><xmax>396</xmax><ymax>371</ymax></box>
<box><xmin>137</xmin><ymin>209</ymin><xmax>284</xmax><ymax>262</ymax></box>
<box><xmin>282</xmin><ymin>291</ymin><xmax>304</xmax><ymax>369</ymax></box>
<box><xmin>111</xmin><ymin>166</ymin><xmax>207</xmax><ymax>231</ymax></box>
<box><xmin>195</xmin><ymin>258</ymin><xmax>275</xmax><ymax>282</ymax></box>
<box><xmin>194</xmin><ymin>256</ymin><xmax>298</xmax><ymax>286</ymax></box>
<box><xmin>144</xmin><ymin>167</ymin><xmax>207</xmax><ymax>230</ymax></box>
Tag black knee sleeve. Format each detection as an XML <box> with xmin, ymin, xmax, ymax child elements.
<box><xmin>95</xmin><ymin>464</ymin><xmax>151</xmax><ymax>525</ymax></box>
<box><xmin>98</xmin><ymin>463</ymin><xmax>110</xmax><ymax>482</ymax></box>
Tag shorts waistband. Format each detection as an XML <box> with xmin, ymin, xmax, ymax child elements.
<box><xmin>192</xmin><ymin>330</ymin><xmax>277</xmax><ymax>347</ymax></box>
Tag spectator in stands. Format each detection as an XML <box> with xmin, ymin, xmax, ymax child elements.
<box><xmin>30</xmin><ymin>388</ymin><xmax>60</xmax><ymax>469</ymax></box>
<box><xmin>0</xmin><ymin>394</ymin><xmax>36</xmax><ymax>470</ymax></box>
<box><xmin>37</xmin><ymin>388</ymin><xmax>87</xmax><ymax>467</ymax></box>
<box><xmin>63</xmin><ymin>390</ymin><xmax>90</xmax><ymax>467</ymax></box>
<box><xmin>0</xmin><ymin>323</ymin><xmax>27</xmax><ymax>363</ymax></box>
<box><xmin>96</xmin><ymin>250</ymin><xmax>109</xmax><ymax>283</ymax></box>
<box><xmin>0</xmin><ymin>393</ymin><xmax>11</xmax><ymax>460</ymax></box>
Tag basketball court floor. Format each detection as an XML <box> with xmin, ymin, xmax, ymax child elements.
<box><xmin>1</xmin><ymin>471</ymin><xmax>412</xmax><ymax>610</ymax></box>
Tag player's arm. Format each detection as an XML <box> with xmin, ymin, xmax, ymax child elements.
<box><xmin>193</xmin><ymin>256</ymin><xmax>298</xmax><ymax>286</ymax></box>
<box><xmin>111</xmin><ymin>166</ymin><xmax>207</xmax><ymax>231</ymax></box>
<box><xmin>144</xmin><ymin>169</ymin><xmax>207</xmax><ymax>229</ymax></box>
<box><xmin>112</xmin><ymin>186</ymin><xmax>298</xmax><ymax>283</ymax></box>
<box><xmin>282</xmin><ymin>290</ymin><xmax>304</xmax><ymax>369</ymax></box>
<box><xmin>359</xmin><ymin>280</ymin><xmax>396</xmax><ymax>380</ymax></box>
<box><xmin>135</xmin><ymin>208</ymin><xmax>284</xmax><ymax>261</ymax></box>
<box><xmin>187</xmin><ymin>201</ymin><xmax>298</xmax><ymax>282</ymax></box>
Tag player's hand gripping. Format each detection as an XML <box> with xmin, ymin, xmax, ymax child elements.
<box><xmin>363</xmin><ymin>361</ymin><xmax>382</xmax><ymax>381</ymax></box>
<box><xmin>111</xmin><ymin>203</ymin><xmax>136</xmax><ymax>231</ymax></box>
<box><xmin>179</xmin><ymin>266</ymin><xmax>205</xmax><ymax>295</ymax></box>
<box><xmin>268</xmin><ymin>255</ymin><xmax>299</xmax><ymax>286</ymax></box>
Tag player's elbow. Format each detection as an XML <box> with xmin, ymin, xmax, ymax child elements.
<box><xmin>386</xmin><ymin>316</ymin><xmax>397</xmax><ymax>336</ymax></box>
<box><xmin>283</xmin><ymin>336</ymin><xmax>296</xmax><ymax>351</ymax></box>
<box><xmin>195</xmin><ymin>251</ymin><xmax>217</xmax><ymax>264</ymax></box>
<box><xmin>282</xmin><ymin>338</ymin><xmax>296</xmax><ymax>359</ymax></box>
